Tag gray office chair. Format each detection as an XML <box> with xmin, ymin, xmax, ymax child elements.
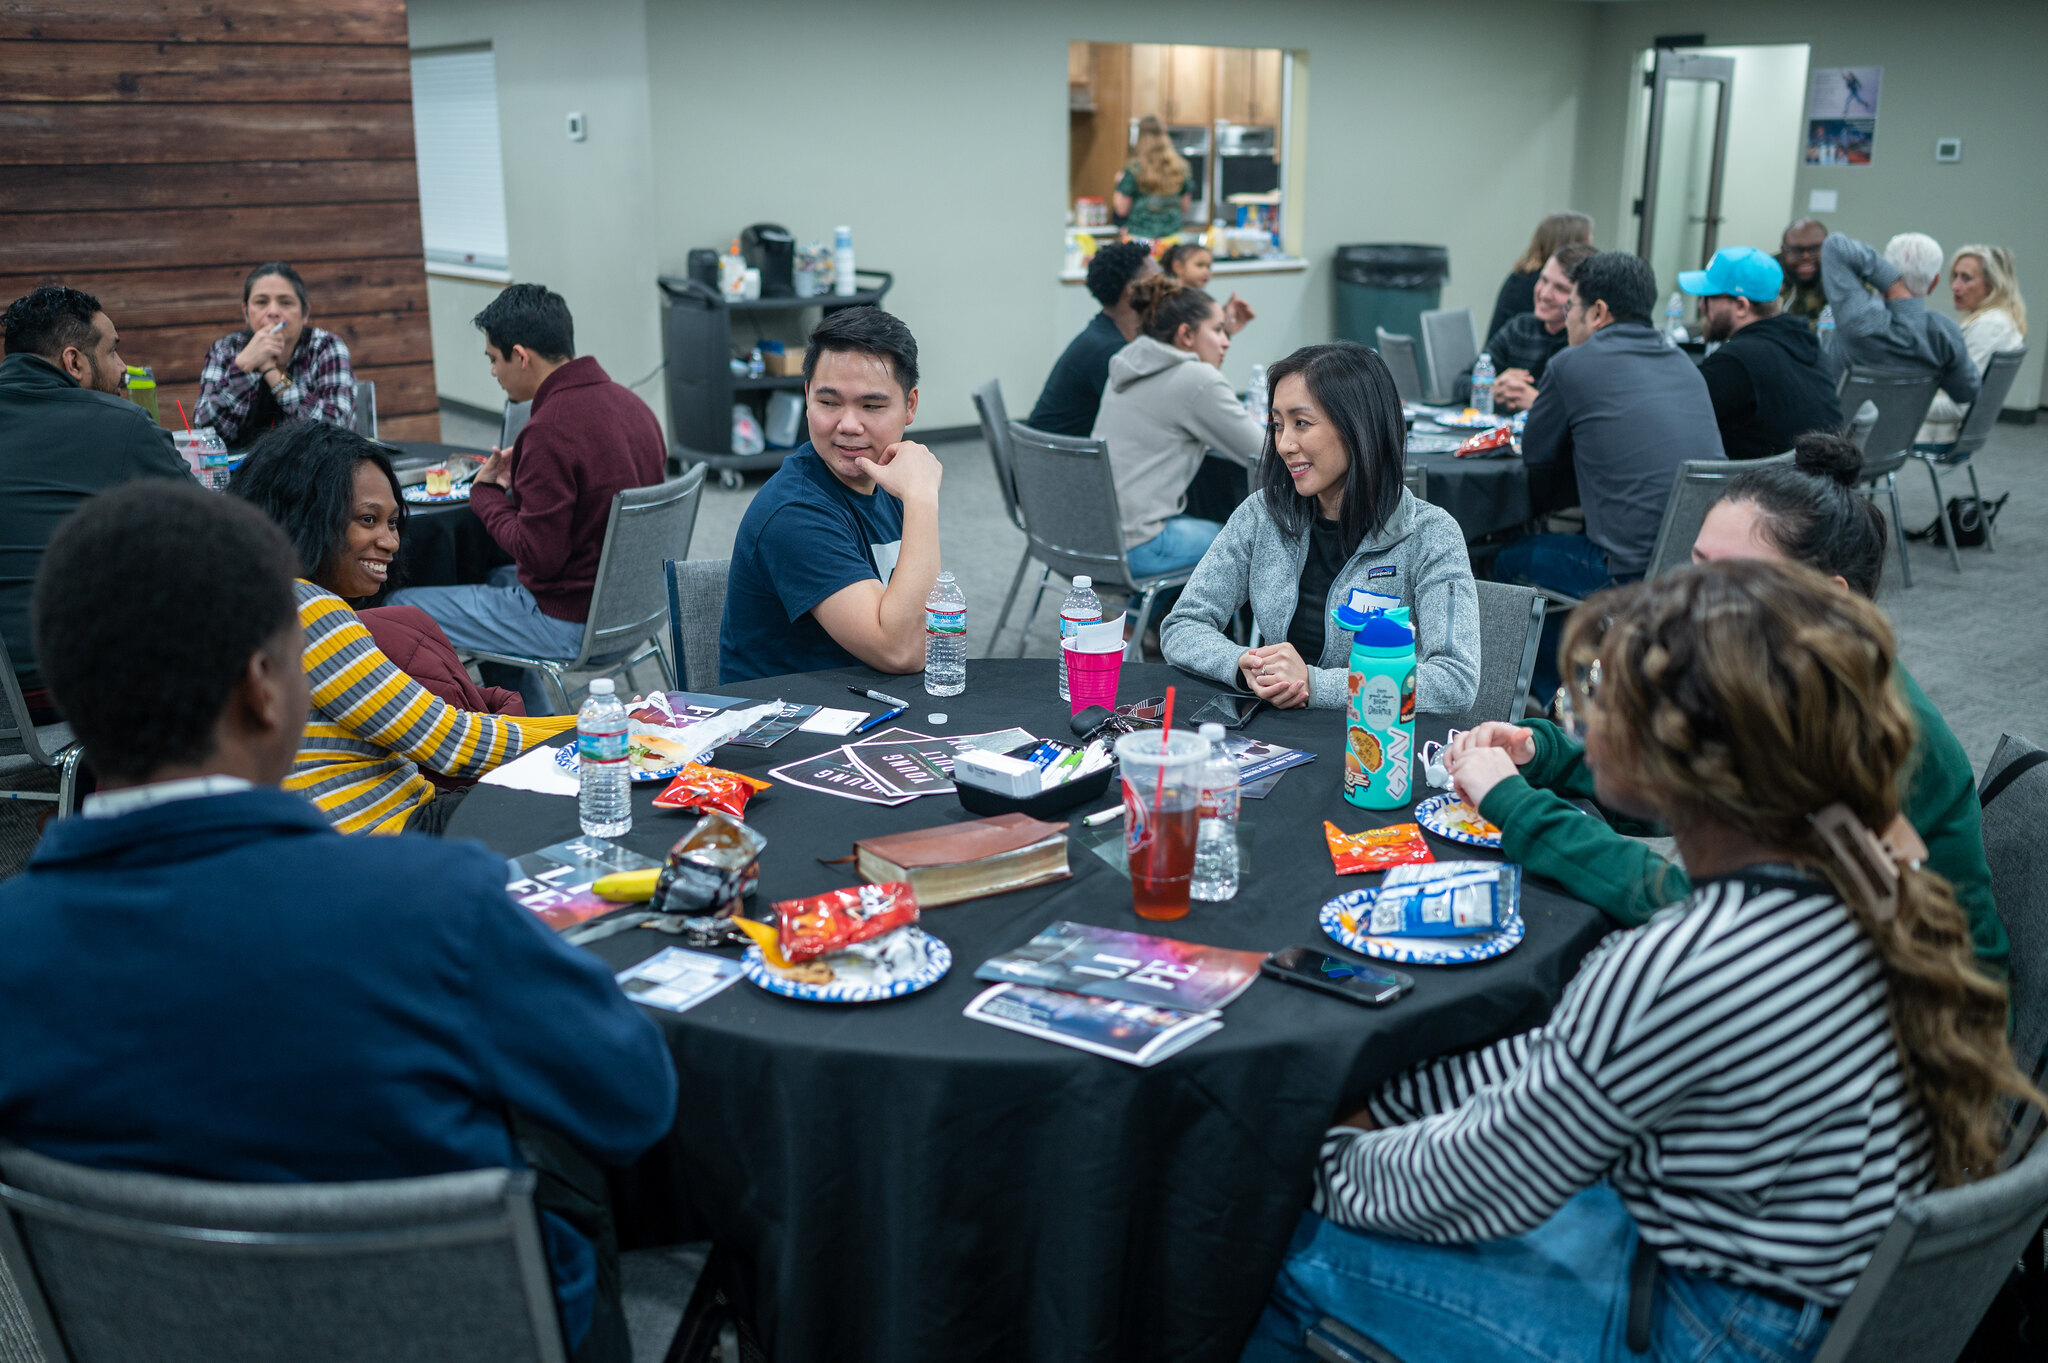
<box><xmin>1838</xmin><ymin>367</ymin><xmax>1941</xmax><ymax>589</ymax></box>
<box><xmin>1005</xmin><ymin>422</ymin><xmax>1193</xmax><ymax>662</ymax></box>
<box><xmin>1418</xmin><ymin>308</ymin><xmax>1479</xmax><ymax>406</ymax></box>
<box><xmin>1373</xmin><ymin>328</ymin><xmax>1425</xmax><ymax>406</ymax></box>
<box><xmin>0</xmin><ymin>634</ymin><xmax>83</xmax><ymax>820</ymax></box>
<box><xmin>972</xmin><ymin>379</ymin><xmax>1040</xmax><ymax>655</ymax></box>
<box><xmin>1401</xmin><ymin>463</ymin><xmax>1427</xmax><ymax>504</ymax></box>
<box><xmin>0</xmin><ymin>1145</ymin><xmax>569</xmax><ymax>1363</ymax></box>
<box><xmin>1643</xmin><ymin>454</ymin><xmax>1792</xmax><ymax>580</ymax></box>
<box><xmin>1980</xmin><ymin>733</ymin><xmax>2048</xmax><ymax>1084</ymax></box>
<box><xmin>463</xmin><ymin>466</ymin><xmax>704</xmax><ymax>713</ymax></box>
<box><xmin>664</xmin><ymin>558</ymin><xmax>730</xmax><ymax>692</ymax></box>
<box><xmin>1446</xmin><ymin>581</ymin><xmax>1544</xmax><ymax>730</ymax></box>
<box><xmin>500</xmin><ymin>399</ymin><xmax>532</xmax><ymax>450</ymax></box>
<box><xmin>352</xmin><ymin>379</ymin><xmax>378</xmax><ymax>439</ymax></box>
<box><xmin>1909</xmin><ymin>347</ymin><xmax>2025</xmax><ymax>572</ymax></box>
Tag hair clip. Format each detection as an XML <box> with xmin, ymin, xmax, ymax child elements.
<box><xmin>1809</xmin><ymin>803</ymin><xmax>1900</xmax><ymax>925</ymax></box>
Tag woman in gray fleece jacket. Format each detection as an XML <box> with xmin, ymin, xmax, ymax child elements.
<box><xmin>1161</xmin><ymin>342</ymin><xmax>1480</xmax><ymax>713</ymax></box>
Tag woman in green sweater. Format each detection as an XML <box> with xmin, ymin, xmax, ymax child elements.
<box><xmin>1448</xmin><ymin>433</ymin><xmax>2006</xmax><ymax>974</ymax></box>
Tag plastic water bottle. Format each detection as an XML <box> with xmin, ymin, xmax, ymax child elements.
<box><xmin>1817</xmin><ymin>305</ymin><xmax>1836</xmax><ymax>353</ymax></box>
<box><xmin>1191</xmin><ymin>722</ymin><xmax>1241</xmax><ymax>902</ymax></box>
<box><xmin>1057</xmin><ymin>575</ymin><xmax>1103</xmax><ymax>701</ymax></box>
<box><xmin>577</xmin><ymin>677</ymin><xmax>631</xmax><ymax>838</ymax></box>
<box><xmin>1245</xmin><ymin>363</ymin><xmax>1269</xmax><ymax>422</ymax></box>
<box><xmin>833</xmin><ymin>225</ymin><xmax>857</xmax><ymax>297</ymax></box>
<box><xmin>1470</xmin><ymin>352</ymin><xmax>1495</xmax><ymax>418</ymax></box>
<box><xmin>924</xmin><ymin>571</ymin><xmax>966</xmax><ymax>697</ymax></box>
<box><xmin>1664</xmin><ymin>292</ymin><xmax>1687</xmax><ymax>344</ymax></box>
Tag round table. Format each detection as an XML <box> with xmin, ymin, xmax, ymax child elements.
<box><xmin>382</xmin><ymin>443</ymin><xmax>510</xmax><ymax>591</ymax></box>
<box><xmin>449</xmin><ymin>660</ymin><xmax>1612</xmax><ymax>1363</ymax></box>
<box><xmin>1407</xmin><ymin>448</ymin><xmax>1530</xmax><ymax>542</ymax></box>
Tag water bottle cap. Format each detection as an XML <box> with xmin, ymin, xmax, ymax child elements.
<box><xmin>1199</xmin><ymin>722</ymin><xmax>1225</xmax><ymax>740</ymax></box>
<box><xmin>1353</xmin><ymin>614</ymin><xmax>1414</xmax><ymax>648</ymax></box>
<box><xmin>937</xmin><ymin>570</ymin><xmax>954</xmax><ymax>581</ymax></box>
<box><xmin>1073</xmin><ymin>575</ymin><xmax>1091</xmax><ymax>589</ymax></box>
<box><xmin>589</xmin><ymin>678</ymin><xmax>615</xmax><ymax>695</ymax></box>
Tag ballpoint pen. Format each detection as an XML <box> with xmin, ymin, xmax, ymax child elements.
<box><xmin>854</xmin><ymin>704</ymin><xmax>907</xmax><ymax>733</ymax></box>
<box><xmin>847</xmin><ymin>686</ymin><xmax>909</xmax><ymax>709</ymax></box>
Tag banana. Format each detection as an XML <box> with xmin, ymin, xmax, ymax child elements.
<box><xmin>591</xmin><ymin>868</ymin><xmax>661</xmax><ymax>903</ymax></box>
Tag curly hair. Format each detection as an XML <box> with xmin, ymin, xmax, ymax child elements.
<box><xmin>1130</xmin><ymin>114</ymin><xmax>1190</xmax><ymax>197</ymax></box>
<box><xmin>1127</xmin><ymin>275</ymin><xmax>1217</xmax><ymax>346</ymax></box>
<box><xmin>1560</xmin><ymin>560</ymin><xmax>2040</xmax><ymax>1185</ymax></box>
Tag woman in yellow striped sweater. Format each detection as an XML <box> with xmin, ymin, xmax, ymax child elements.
<box><xmin>232</xmin><ymin>425</ymin><xmax>573</xmax><ymax>833</ymax></box>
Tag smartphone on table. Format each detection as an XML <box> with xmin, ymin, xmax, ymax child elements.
<box><xmin>1261</xmin><ymin>947</ymin><xmax>1414</xmax><ymax>1006</ymax></box>
<box><xmin>1188</xmin><ymin>692</ymin><xmax>1265</xmax><ymax>730</ymax></box>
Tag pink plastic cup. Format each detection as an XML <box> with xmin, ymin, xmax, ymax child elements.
<box><xmin>1064</xmin><ymin>638</ymin><xmax>1124</xmax><ymax>713</ymax></box>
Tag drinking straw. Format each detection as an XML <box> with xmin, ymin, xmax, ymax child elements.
<box><xmin>174</xmin><ymin>399</ymin><xmax>193</xmax><ymax>435</ymax></box>
<box><xmin>1149</xmin><ymin>686</ymin><xmax>1177</xmax><ymax>880</ymax></box>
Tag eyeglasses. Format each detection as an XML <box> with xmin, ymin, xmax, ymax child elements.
<box><xmin>1781</xmin><ymin>243</ymin><xmax>1823</xmax><ymax>258</ymax></box>
<box><xmin>1554</xmin><ymin>659</ymin><xmax>1601</xmax><ymax>741</ymax></box>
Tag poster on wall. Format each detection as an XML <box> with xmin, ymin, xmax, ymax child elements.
<box><xmin>1805</xmin><ymin>66</ymin><xmax>1881</xmax><ymax>166</ymax></box>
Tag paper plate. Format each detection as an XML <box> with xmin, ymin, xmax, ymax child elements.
<box><xmin>741</xmin><ymin>928</ymin><xmax>952</xmax><ymax>1003</ymax></box>
<box><xmin>1428</xmin><ymin>409</ymin><xmax>1512</xmax><ymax>431</ymax></box>
<box><xmin>1404</xmin><ymin>434</ymin><xmax>1464</xmax><ymax>455</ymax></box>
<box><xmin>1320</xmin><ymin>892</ymin><xmax>1524</xmax><ymax>965</ymax></box>
<box><xmin>402</xmin><ymin>483</ymin><xmax>472</xmax><ymax>504</ymax></box>
<box><xmin>552</xmin><ymin>744</ymin><xmax>685</xmax><ymax>784</ymax></box>
<box><xmin>1415</xmin><ymin>793</ymin><xmax>1503</xmax><ymax>849</ymax></box>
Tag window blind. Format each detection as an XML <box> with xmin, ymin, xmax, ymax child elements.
<box><xmin>410</xmin><ymin>48</ymin><xmax>510</xmax><ymax>271</ymax></box>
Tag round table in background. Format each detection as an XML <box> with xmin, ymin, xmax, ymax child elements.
<box><xmin>1407</xmin><ymin>448</ymin><xmax>1531</xmax><ymax>542</ymax></box>
<box><xmin>383</xmin><ymin>442</ymin><xmax>511</xmax><ymax>590</ymax></box>
<box><xmin>449</xmin><ymin>660</ymin><xmax>1613</xmax><ymax>1363</ymax></box>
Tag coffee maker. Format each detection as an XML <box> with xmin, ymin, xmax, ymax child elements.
<box><xmin>740</xmin><ymin>224</ymin><xmax>795</xmax><ymax>298</ymax></box>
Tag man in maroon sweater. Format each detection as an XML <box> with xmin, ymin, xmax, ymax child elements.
<box><xmin>390</xmin><ymin>284</ymin><xmax>665</xmax><ymax>714</ymax></box>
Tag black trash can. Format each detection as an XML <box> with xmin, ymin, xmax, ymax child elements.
<box><xmin>1334</xmin><ymin>244</ymin><xmax>1450</xmax><ymax>348</ymax></box>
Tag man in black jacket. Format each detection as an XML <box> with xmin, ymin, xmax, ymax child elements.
<box><xmin>1681</xmin><ymin>247</ymin><xmax>1842</xmax><ymax>461</ymax></box>
<box><xmin>0</xmin><ymin>286</ymin><xmax>188</xmax><ymax>707</ymax></box>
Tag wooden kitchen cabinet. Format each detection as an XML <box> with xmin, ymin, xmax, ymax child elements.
<box><xmin>1249</xmin><ymin>48</ymin><xmax>1284</xmax><ymax>126</ymax></box>
<box><xmin>1214</xmin><ymin>48</ymin><xmax>1251</xmax><ymax>125</ymax></box>
<box><xmin>1127</xmin><ymin>43</ymin><xmax>1164</xmax><ymax>124</ymax></box>
<box><xmin>1068</xmin><ymin>40</ymin><xmax>1092</xmax><ymax>88</ymax></box>
<box><xmin>1165</xmin><ymin>44</ymin><xmax>1213</xmax><ymax>125</ymax></box>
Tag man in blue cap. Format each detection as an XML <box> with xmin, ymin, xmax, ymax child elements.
<box><xmin>1682</xmin><ymin>246</ymin><xmax>1842</xmax><ymax>461</ymax></box>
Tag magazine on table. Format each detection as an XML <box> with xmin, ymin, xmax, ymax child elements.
<box><xmin>506</xmin><ymin>836</ymin><xmax>661</xmax><ymax>931</ymax></box>
<box><xmin>615</xmin><ymin>947</ymin><xmax>744</xmax><ymax>1014</ymax></box>
<box><xmin>974</xmin><ymin>920</ymin><xmax>1267</xmax><ymax>1011</ymax></box>
<box><xmin>765</xmin><ymin>747</ymin><xmax>918</xmax><ymax>806</ymax></box>
<box><xmin>1220</xmin><ymin>735</ymin><xmax>1316</xmax><ymax>787</ymax></box>
<box><xmin>724</xmin><ymin>700</ymin><xmax>821</xmax><ymax>748</ymax></box>
<box><xmin>771</xmin><ymin>727</ymin><xmax>1044</xmax><ymax>803</ymax></box>
<box><xmin>963</xmin><ymin>983</ymin><xmax>1222</xmax><ymax>1067</ymax></box>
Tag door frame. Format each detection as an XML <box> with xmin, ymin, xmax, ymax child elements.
<box><xmin>1635</xmin><ymin>51</ymin><xmax>1736</xmax><ymax>265</ymax></box>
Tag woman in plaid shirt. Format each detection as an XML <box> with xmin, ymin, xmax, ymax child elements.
<box><xmin>194</xmin><ymin>261</ymin><xmax>356</xmax><ymax>446</ymax></box>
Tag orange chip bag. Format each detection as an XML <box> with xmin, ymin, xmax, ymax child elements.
<box><xmin>1325</xmin><ymin>821</ymin><xmax>1435</xmax><ymax>875</ymax></box>
<box><xmin>651</xmin><ymin>764</ymin><xmax>771</xmax><ymax>818</ymax></box>
<box><xmin>774</xmin><ymin>882</ymin><xmax>920</xmax><ymax>964</ymax></box>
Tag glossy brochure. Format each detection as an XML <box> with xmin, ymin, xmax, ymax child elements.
<box><xmin>975</xmin><ymin>920</ymin><xmax>1267</xmax><ymax>1012</ymax></box>
<box><xmin>963</xmin><ymin>983</ymin><xmax>1222</xmax><ymax>1067</ymax></box>
<box><xmin>615</xmin><ymin>947</ymin><xmax>745</xmax><ymax>1013</ymax></box>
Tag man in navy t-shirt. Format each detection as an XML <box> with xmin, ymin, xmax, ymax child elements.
<box><xmin>720</xmin><ymin>307</ymin><xmax>945</xmax><ymax>683</ymax></box>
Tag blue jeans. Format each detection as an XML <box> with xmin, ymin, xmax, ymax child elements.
<box><xmin>1240</xmin><ymin>1186</ymin><xmax>1831</xmax><ymax>1363</ymax></box>
<box><xmin>1125</xmin><ymin>516</ymin><xmax>1223</xmax><ymax>627</ymax></box>
<box><xmin>388</xmin><ymin>565</ymin><xmax>588</xmax><ymax>715</ymax></box>
<box><xmin>1493</xmin><ymin>533</ymin><xmax>1623</xmax><ymax>702</ymax></box>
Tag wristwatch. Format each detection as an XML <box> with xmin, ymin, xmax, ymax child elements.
<box><xmin>264</xmin><ymin>367</ymin><xmax>289</xmax><ymax>394</ymax></box>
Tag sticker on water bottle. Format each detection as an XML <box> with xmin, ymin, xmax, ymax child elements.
<box><xmin>926</xmin><ymin>610</ymin><xmax>966</xmax><ymax>637</ymax></box>
<box><xmin>578</xmin><ymin>730</ymin><xmax>627</xmax><ymax>762</ymax></box>
<box><xmin>1360</xmin><ymin>675</ymin><xmax>1400</xmax><ymax>733</ymax></box>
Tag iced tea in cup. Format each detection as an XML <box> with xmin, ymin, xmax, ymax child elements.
<box><xmin>424</xmin><ymin>465</ymin><xmax>453</xmax><ymax>496</ymax></box>
<box><xmin>1114</xmin><ymin>729</ymin><xmax>1211</xmax><ymax>921</ymax></box>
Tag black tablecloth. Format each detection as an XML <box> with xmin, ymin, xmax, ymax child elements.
<box><xmin>449</xmin><ymin>660</ymin><xmax>1612</xmax><ymax>1363</ymax></box>
<box><xmin>1408</xmin><ymin>450</ymin><xmax>1530</xmax><ymax>542</ymax></box>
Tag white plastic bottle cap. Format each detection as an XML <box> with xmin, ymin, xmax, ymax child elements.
<box><xmin>589</xmin><ymin>678</ymin><xmax>614</xmax><ymax>695</ymax></box>
<box><xmin>927</xmin><ymin>713</ymin><xmax>948</xmax><ymax>726</ymax></box>
<box><xmin>1200</xmin><ymin>721</ymin><xmax>1225</xmax><ymax>742</ymax></box>
<box><xmin>1074</xmin><ymin>575</ymin><xmax>1091</xmax><ymax>589</ymax></box>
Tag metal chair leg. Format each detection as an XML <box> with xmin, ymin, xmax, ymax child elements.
<box><xmin>1885</xmin><ymin>472</ymin><xmax>1915</xmax><ymax>587</ymax></box>
<box><xmin>991</xmin><ymin>548</ymin><xmax>1033</xmax><ymax>655</ymax></box>
<box><xmin>541</xmin><ymin>663</ymin><xmax>572</xmax><ymax>716</ymax></box>
<box><xmin>1966</xmin><ymin>463</ymin><xmax>1996</xmax><ymax>551</ymax></box>
<box><xmin>1127</xmin><ymin>586</ymin><xmax>1161</xmax><ymax>661</ymax></box>
<box><xmin>1013</xmin><ymin>566</ymin><xmax>1053</xmax><ymax>659</ymax></box>
<box><xmin>56</xmin><ymin>746</ymin><xmax>83</xmax><ymax>819</ymax></box>
<box><xmin>1919</xmin><ymin>460</ymin><xmax>1960</xmax><ymax>573</ymax></box>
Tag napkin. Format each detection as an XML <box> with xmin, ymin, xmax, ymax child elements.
<box><xmin>480</xmin><ymin>743</ymin><xmax>581</xmax><ymax>798</ymax></box>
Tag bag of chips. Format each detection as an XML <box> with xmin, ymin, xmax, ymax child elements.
<box><xmin>773</xmin><ymin>881</ymin><xmax>920</xmax><ymax>964</ymax></box>
<box><xmin>1366</xmin><ymin>862</ymin><xmax>1519</xmax><ymax>936</ymax></box>
<box><xmin>1455</xmin><ymin>425</ymin><xmax>1514</xmax><ymax>457</ymax></box>
<box><xmin>652</xmin><ymin>763</ymin><xmax>771</xmax><ymax>817</ymax></box>
<box><xmin>1325</xmin><ymin>821</ymin><xmax>1435</xmax><ymax>875</ymax></box>
<box><xmin>651</xmin><ymin>812</ymin><xmax>766</xmax><ymax>922</ymax></box>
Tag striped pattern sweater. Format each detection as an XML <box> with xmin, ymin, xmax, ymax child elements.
<box><xmin>1316</xmin><ymin>870</ymin><xmax>1932</xmax><ymax>1307</ymax></box>
<box><xmin>292</xmin><ymin>582</ymin><xmax>572</xmax><ymax>833</ymax></box>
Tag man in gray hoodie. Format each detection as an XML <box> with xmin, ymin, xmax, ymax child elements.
<box><xmin>1822</xmin><ymin>231</ymin><xmax>1978</xmax><ymax>408</ymax></box>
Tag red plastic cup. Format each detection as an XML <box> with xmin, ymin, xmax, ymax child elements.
<box><xmin>1064</xmin><ymin>638</ymin><xmax>1123</xmax><ymax>713</ymax></box>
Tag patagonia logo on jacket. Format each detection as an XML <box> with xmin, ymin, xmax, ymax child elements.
<box><xmin>1368</xmin><ymin>566</ymin><xmax>1397</xmax><ymax>580</ymax></box>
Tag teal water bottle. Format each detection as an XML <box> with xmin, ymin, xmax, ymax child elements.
<box><xmin>1336</xmin><ymin>595</ymin><xmax>1417</xmax><ymax>810</ymax></box>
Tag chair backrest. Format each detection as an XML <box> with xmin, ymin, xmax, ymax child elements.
<box><xmin>0</xmin><ymin>1145</ymin><xmax>567</xmax><ymax>1363</ymax></box>
<box><xmin>351</xmin><ymin>379</ymin><xmax>377</xmax><ymax>439</ymax></box>
<box><xmin>1949</xmin><ymin>348</ymin><xmax>2027</xmax><ymax>457</ymax></box>
<box><xmin>1447</xmin><ymin>582</ymin><xmax>1545</xmax><ymax>729</ymax></box>
<box><xmin>1979</xmin><ymin>732</ymin><xmax>2048</xmax><ymax>1074</ymax></box>
<box><xmin>1401</xmin><ymin>463</ymin><xmax>1426</xmax><ymax>504</ymax></box>
<box><xmin>971</xmin><ymin>380</ymin><xmax>1026</xmax><ymax>533</ymax></box>
<box><xmin>1811</xmin><ymin>1134</ymin><xmax>2048</xmax><ymax>1363</ymax></box>
<box><xmin>665</xmin><ymin>558</ymin><xmax>730</xmax><ymax>692</ymax></box>
<box><xmin>0</xmin><ymin>630</ymin><xmax>72</xmax><ymax>769</ymax></box>
<box><xmin>1005</xmin><ymin>422</ymin><xmax>1142</xmax><ymax>590</ymax></box>
<box><xmin>1838</xmin><ymin>368</ymin><xmax>1941</xmax><ymax>476</ymax></box>
<box><xmin>1644</xmin><ymin>455</ymin><xmax>1790</xmax><ymax>579</ymax></box>
<box><xmin>1418</xmin><ymin>308</ymin><xmax>1479</xmax><ymax>405</ymax></box>
<box><xmin>574</xmin><ymin>464</ymin><xmax>706</xmax><ymax>666</ymax></box>
<box><xmin>1374</xmin><ymin>328</ymin><xmax>1425</xmax><ymax>406</ymax></box>
<box><xmin>500</xmin><ymin>399</ymin><xmax>532</xmax><ymax>449</ymax></box>
<box><xmin>1844</xmin><ymin>400</ymin><xmax>1878</xmax><ymax>451</ymax></box>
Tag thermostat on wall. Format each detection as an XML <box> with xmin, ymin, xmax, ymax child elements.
<box><xmin>566</xmin><ymin>112</ymin><xmax>587</xmax><ymax>142</ymax></box>
<box><xmin>1808</xmin><ymin>189</ymin><xmax>1839</xmax><ymax>213</ymax></box>
<box><xmin>1935</xmin><ymin>138</ymin><xmax>1962</xmax><ymax>163</ymax></box>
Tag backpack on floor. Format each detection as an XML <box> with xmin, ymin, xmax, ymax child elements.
<box><xmin>1907</xmin><ymin>492</ymin><xmax>2008</xmax><ymax>548</ymax></box>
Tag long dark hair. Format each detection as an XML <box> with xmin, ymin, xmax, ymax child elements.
<box><xmin>1720</xmin><ymin>432</ymin><xmax>1887</xmax><ymax>599</ymax></box>
<box><xmin>1256</xmin><ymin>342</ymin><xmax>1407</xmax><ymax>551</ymax></box>
<box><xmin>229</xmin><ymin>422</ymin><xmax>408</xmax><ymax>592</ymax></box>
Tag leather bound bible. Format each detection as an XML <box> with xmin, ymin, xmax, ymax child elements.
<box><xmin>852</xmin><ymin>813</ymin><xmax>1071</xmax><ymax>906</ymax></box>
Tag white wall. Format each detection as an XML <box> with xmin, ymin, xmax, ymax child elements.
<box><xmin>410</xmin><ymin>0</ymin><xmax>1600</xmax><ymax>432</ymax></box>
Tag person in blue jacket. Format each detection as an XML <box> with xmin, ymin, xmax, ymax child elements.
<box><xmin>0</xmin><ymin>482</ymin><xmax>678</xmax><ymax>1363</ymax></box>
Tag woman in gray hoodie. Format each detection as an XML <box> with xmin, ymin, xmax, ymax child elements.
<box><xmin>1161</xmin><ymin>342</ymin><xmax>1479</xmax><ymax>713</ymax></box>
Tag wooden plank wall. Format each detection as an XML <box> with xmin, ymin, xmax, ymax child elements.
<box><xmin>0</xmin><ymin>0</ymin><xmax>441</xmax><ymax>440</ymax></box>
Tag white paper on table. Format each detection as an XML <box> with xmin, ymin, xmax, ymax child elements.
<box><xmin>615</xmin><ymin>947</ymin><xmax>744</xmax><ymax>1014</ymax></box>
<box><xmin>479</xmin><ymin>744</ymin><xmax>582</xmax><ymax>798</ymax></box>
<box><xmin>672</xmin><ymin>701</ymin><xmax>781</xmax><ymax>763</ymax></box>
<box><xmin>798</xmin><ymin>706</ymin><xmax>868</xmax><ymax>736</ymax></box>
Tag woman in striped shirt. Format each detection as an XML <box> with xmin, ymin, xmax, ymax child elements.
<box><xmin>233</xmin><ymin>425</ymin><xmax>571</xmax><ymax>833</ymax></box>
<box><xmin>1242</xmin><ymin>561</ymin><xmax>2038</xmax><ymax>1363</ymax></box>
